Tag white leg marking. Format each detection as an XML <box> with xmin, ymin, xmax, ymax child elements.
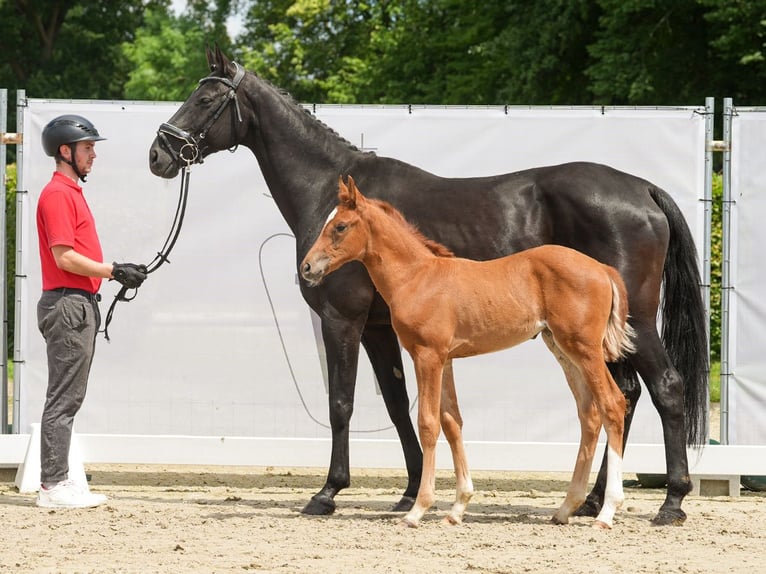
<box><xmin>594</xmin><ymin>445</ymin><xmax>624</xmax><ymax>529</ymax></box>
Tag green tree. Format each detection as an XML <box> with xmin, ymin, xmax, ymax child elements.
<box><xmin>586</xmin><ymin>0</ymin><xmax>713</xmax><ymax>105</ymax></box>
<box><xmin>122</xmin><ymin>2</ymin><xmax>237</xmax><ymax>101</ymax></box>
<box><xmin>0</xmin><ymin>1</ymin><xmax>167</xmax><ymax>99</ymax></box>
<box><xmin>236</xmin><ymin>0</ymin><xmax>387</xmax><ymax>102</ymax></box>
<box><xmin>702</xmin><ymin>0</ymin><xmax>766</xmax><ymax>104</ymax></box>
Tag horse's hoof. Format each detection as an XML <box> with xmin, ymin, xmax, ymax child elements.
<box><xmin>391</xmin><ymin>495</ymin><xmax>416</xmax><ymax>512</ymax></box>
<box><xmin>573</xmin><ymin>498</ymin><xmax>601</xmax><ymax>518</ymax></box>
<box><xmin>650</xmin><ymin>508</ymin><xmax>687</xmax><ymax>526</ymax></box>
<box><xmin>301</xmin><ymin>495</ymin><xmax>337</xmax><ymax>516</ymax></box>
<box><xmin>591</xmin><ymin>520</ymin><xmax>612</xmax><ymax>530</ymax></box>
<box><xmin>442</xmin><ymin>514</ymin><xmax>462</xmax><ymax>526</ymax></box>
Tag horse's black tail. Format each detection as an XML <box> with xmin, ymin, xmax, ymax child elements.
<box><xmin>648</xmin><ymin>186</ymin><xmax>709</xmax><ymax>448</ymax></box>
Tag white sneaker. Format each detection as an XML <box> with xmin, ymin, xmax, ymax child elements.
<box><xmin>36</xmin><ymin>479</ymin><xmax>107</xmax><ymax>509</ymax></box>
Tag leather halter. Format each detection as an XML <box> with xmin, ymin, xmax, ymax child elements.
<box><xmin>156</xmin><ymin>62</ymin><xmax>246</xmax><ymax>166</ymax></box>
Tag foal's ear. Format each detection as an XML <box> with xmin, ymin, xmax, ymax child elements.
<box><xmin>338</xmin><ymin>175</ymin><xmax>357</xmax><ymax>210</ymax></box>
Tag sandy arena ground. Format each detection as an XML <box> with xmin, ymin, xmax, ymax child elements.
<box><xmin>0</xmin><ymin>462</ymin><xmax>764</xmax><ymax>574</ymax></box>
<box><xmin>1</xmin><ymin>405</ymin><xmax>763</xmax><ymax>573</ymax></box>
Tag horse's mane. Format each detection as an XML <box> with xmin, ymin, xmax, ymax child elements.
<box><xmin>372</xmin><ymin>199</ymin><xmax>455</xmax><ymax>258</ymax></box>
<box><xmin>252</xmin><ymin>71</ymin><xmax>374</xmax><ymax>156</ymax></box>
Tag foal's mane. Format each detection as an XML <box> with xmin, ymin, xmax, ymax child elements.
<box><xmin>372</xmin><ymin>199</ymin><xmax>455</xmax><ymax>258</ymax></box>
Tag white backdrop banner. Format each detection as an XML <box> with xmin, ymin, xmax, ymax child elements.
<box><xmin>17</xmin><ymin>101</ymin><xmax>706</xmax><ymax>454</ymax></box>
<box><xmin>729</xmin><ymin>108</ymin><xmax>766</xmax><ymax>445</ymax></box>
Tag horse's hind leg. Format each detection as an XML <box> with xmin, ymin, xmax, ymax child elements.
<box><xmin>628</xmin><ymin>323</ymin><xmax>693</xmax><ymax>525</ymax></box>
<box><xmin>361</xmin><ymin>323</ymin><xmax>421</xmax><ymax>511</ymax></box>
<box><xmin>439</xmin><ymin>359</ymin><xmax>474</xmax><ymax>525</ymax></box>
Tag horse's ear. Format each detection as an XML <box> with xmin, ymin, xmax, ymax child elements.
<box><xmin>338</xmin><ymin>175</ymin><xmax>356</xmax><ymax>210</ymax></box>
<box><xmin>214</xmin><ymin>44</ymin><xmax>232</xmax><ymax>74</ymax></box>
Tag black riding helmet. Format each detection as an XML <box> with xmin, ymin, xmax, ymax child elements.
<box><xmin>42</xmin><ymin>115</ymin><xmax>106</xmax><ymax>181</ymax></box>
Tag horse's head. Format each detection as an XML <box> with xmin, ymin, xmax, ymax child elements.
<box><xmin>149</xmin><ymin>45</ymin><xmax>247</xmax><ymax>178</ymax></box>
<box><xmin>301</xmin><ymin>175</ymin><xmax>369</xmax><ymax>286</ymax></box>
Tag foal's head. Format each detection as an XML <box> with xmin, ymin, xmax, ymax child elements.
<box><xmin>301</xmin><ymin>176</ymin><xmax>454</xmax><ymax>286</ymax></box>
<box><xmin>300</xmin><ymin>175</ymin><xmax>370</xmax><ymax>286</ymax></box>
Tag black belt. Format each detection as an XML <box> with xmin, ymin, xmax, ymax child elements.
<box><xmin>48</xmin><ymin>287</ymin><xmax>102</xmax><ymax>303</ymax></box>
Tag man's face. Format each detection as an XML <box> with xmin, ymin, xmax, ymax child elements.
<box><xmin>61</xmin><ymin>141</ymin><xmax>97</xmax><ymax>176</ymax></box>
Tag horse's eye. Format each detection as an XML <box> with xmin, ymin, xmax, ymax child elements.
<box><xmin>199</xmin><ymin>96</ymin><xmax>213</xmax><ymax>105</ymax></box>
<box><xmin>335</xmin><ymin>223</ymin><xmax>347</xmax><ymax>233</ymax></box>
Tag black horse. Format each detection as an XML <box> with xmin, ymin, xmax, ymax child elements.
<box><xmin>149</xmin><ymin>46</ymin><xmax>707</xmax><ymax>526</ymax></box>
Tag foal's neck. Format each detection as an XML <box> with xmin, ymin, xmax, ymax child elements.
<box><xmin>360</xmin><ymin>206</ymin><xmax>438</xmax><ymax>302</ymax></box>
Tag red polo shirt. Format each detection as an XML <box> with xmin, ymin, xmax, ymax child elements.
<box><xmin>36</xmin><ymin>171</ymin><xmax>104</xmax><ymax>293</ymax></box>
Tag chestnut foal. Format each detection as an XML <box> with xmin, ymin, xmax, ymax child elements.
<box><xmin>301</xmin><ymin>176</ymin><xmax>635</xmax><ymax>529</ymax></box>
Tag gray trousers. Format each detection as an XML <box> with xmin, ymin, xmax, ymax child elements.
<box><xmin>37</xmin><ymin>290</ymin><xmax>100</xmax><ymax>484</ymax></box>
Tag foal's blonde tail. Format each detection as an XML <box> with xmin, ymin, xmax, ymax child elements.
<box><xmin>603</xmin><ymin>266</ymin><xmax>637</xmax><ymax>362</ymax></box>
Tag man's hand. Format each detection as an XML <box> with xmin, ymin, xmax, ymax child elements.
<box><xmin>112</xmin><ymin>262</ymin><xmax>148</xmax><ymax>289</ymax></box>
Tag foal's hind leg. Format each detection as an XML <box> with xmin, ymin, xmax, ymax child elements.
<box><xmin>439</xmin><ymin>359</ymin><xmax>474</xmax><ymax>525</ymax></box>
<box><xmin>587</xmin><ymin>362</ymin><xmax>627</xmax><ymax>529</ymax></box>
<box><xmin>542</xmin><ymin>333</ymin><xmax>600</xmax><ymax>525</ymax></box>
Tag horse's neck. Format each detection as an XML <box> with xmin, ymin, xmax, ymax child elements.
<box><xmin>242</xmin><ymin>78</ymin><xmax>356</xmax><ymax>234</ymax></box>
<box><xmin>361</xmin><ymin>209</ymin><xmax>436</xmax><ymax>302</ymax></box>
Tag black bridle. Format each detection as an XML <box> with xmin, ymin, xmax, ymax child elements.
<box><xmin>102</xmin><ymin>62</ymin><xmax>246</xmax><ymax>341</ymax></box>
<box><xmin>155</xmin><ymin>62</ymin><xmax>246</xmax><ymax>166</ymax></box>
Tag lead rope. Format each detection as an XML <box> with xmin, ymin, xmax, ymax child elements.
<box><xmin>101</xmin><ymin>164</ymin><xmax>192</xmax><ymax>341</ymax></box>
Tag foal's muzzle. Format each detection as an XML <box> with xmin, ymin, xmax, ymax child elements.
<box><xmin>300</xmin><ymin>257</ymin><xmax>329</xmax><ymax>287</ymax></box>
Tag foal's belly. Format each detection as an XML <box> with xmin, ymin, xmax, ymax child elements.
<box><xmin>449</xmin><ymin>321</ymin><xmax>545</xmax><ymax>359</ymax></box>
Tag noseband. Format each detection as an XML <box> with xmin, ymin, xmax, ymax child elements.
<box><xmin>156</xmin><ymin>62</ymin><xmax>246</xmax><ymax>166</ymax></box>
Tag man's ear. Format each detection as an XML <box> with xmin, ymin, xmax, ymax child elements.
<box><xmin>58</xmin><ymin>143</ymin><xmax>71</xmax><ymax>161</ymax></box>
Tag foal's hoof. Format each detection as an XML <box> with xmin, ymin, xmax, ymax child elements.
<box><xmin>442</xmin><ymin>514</ymin><xmax>462</xmax><ymax>526</ymax></box>
<box><xmin>301</xmin><ymin>495</ymin><xmax>336</xmax><ymax>516</ymax></box>
<box><xmin>391</xmin><ymin>495</ymin><xmax>416</xmax><ymax>512</ymax></box>
<box><xmin>591</xmin><ymin>520</ymin><xmax>612</xmax><ymax>530</ymax></box>
<box><xmin>550</xmin><ymin>515</ymin><xmax>568</xmax><ymax>526</ymax></box>
<box><xmin>398</xmin><ymin>517</ymin><xmax>419</xmax><ymax>529</ymax></box>
<box><xmin>650</xmin><ymin>508</ymin><xmax>687</xmax><ymax>526</ymax></box>
<box><xmin>573</xmin><ymin>498</ymin><xmax>601</xmax><ymax>518</ymax></box>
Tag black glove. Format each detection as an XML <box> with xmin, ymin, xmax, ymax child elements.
<box><xmin>112</xmin><ymin>262</ymin><xmax>148</xmax><ymax>289</ymax></box>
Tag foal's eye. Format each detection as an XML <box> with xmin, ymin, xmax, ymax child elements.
<box><xmin>335</xmin><ymin>223</ymin><xmax>347</xmax><ymax>233</ymax></box>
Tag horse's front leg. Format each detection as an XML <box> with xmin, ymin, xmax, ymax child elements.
<box><xmin>401</xmin><ymin>348</ymin><xmax>445</xmax><ymax>528</ymax></box>
<box><xmin>439</xmin><ymin>359</ymin><xmax>473</xmax><ymax>525</ymax></box>
<box><xmin>361</xmin><ymin>323</ymin><xmax>421</xmax><ymax>511</ymax></box>
<box><xmin>301</xmin><ymin>313</ymin><xmax>366</xmax><ymax>516</ymax></box>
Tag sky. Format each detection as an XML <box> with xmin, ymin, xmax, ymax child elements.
<box><xmin>169</xmin><ymin>0</ymin><xmax>245</xmax><ymax>37</ymax></box>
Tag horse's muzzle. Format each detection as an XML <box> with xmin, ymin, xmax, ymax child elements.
<box><xmin>149</xmin><ymin>139</ymin><xmax>181</xmax><ymax>179</ymax></box>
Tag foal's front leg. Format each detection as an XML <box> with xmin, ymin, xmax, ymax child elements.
<box><xmin>401</xmin><ymin>349</ymin><xmax>445</xmax><ymax>528</ymax></box>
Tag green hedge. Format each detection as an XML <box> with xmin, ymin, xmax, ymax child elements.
<box><xmin>4</xmin><ymin>163</ymin><xmax>15</xmax><ymax>360</ymax></box>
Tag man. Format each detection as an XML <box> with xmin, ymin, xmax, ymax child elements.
<box><xmin>36</xmin><ymin>114</ymin><xmax>147</xmax><ymax>508</ymax></box>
